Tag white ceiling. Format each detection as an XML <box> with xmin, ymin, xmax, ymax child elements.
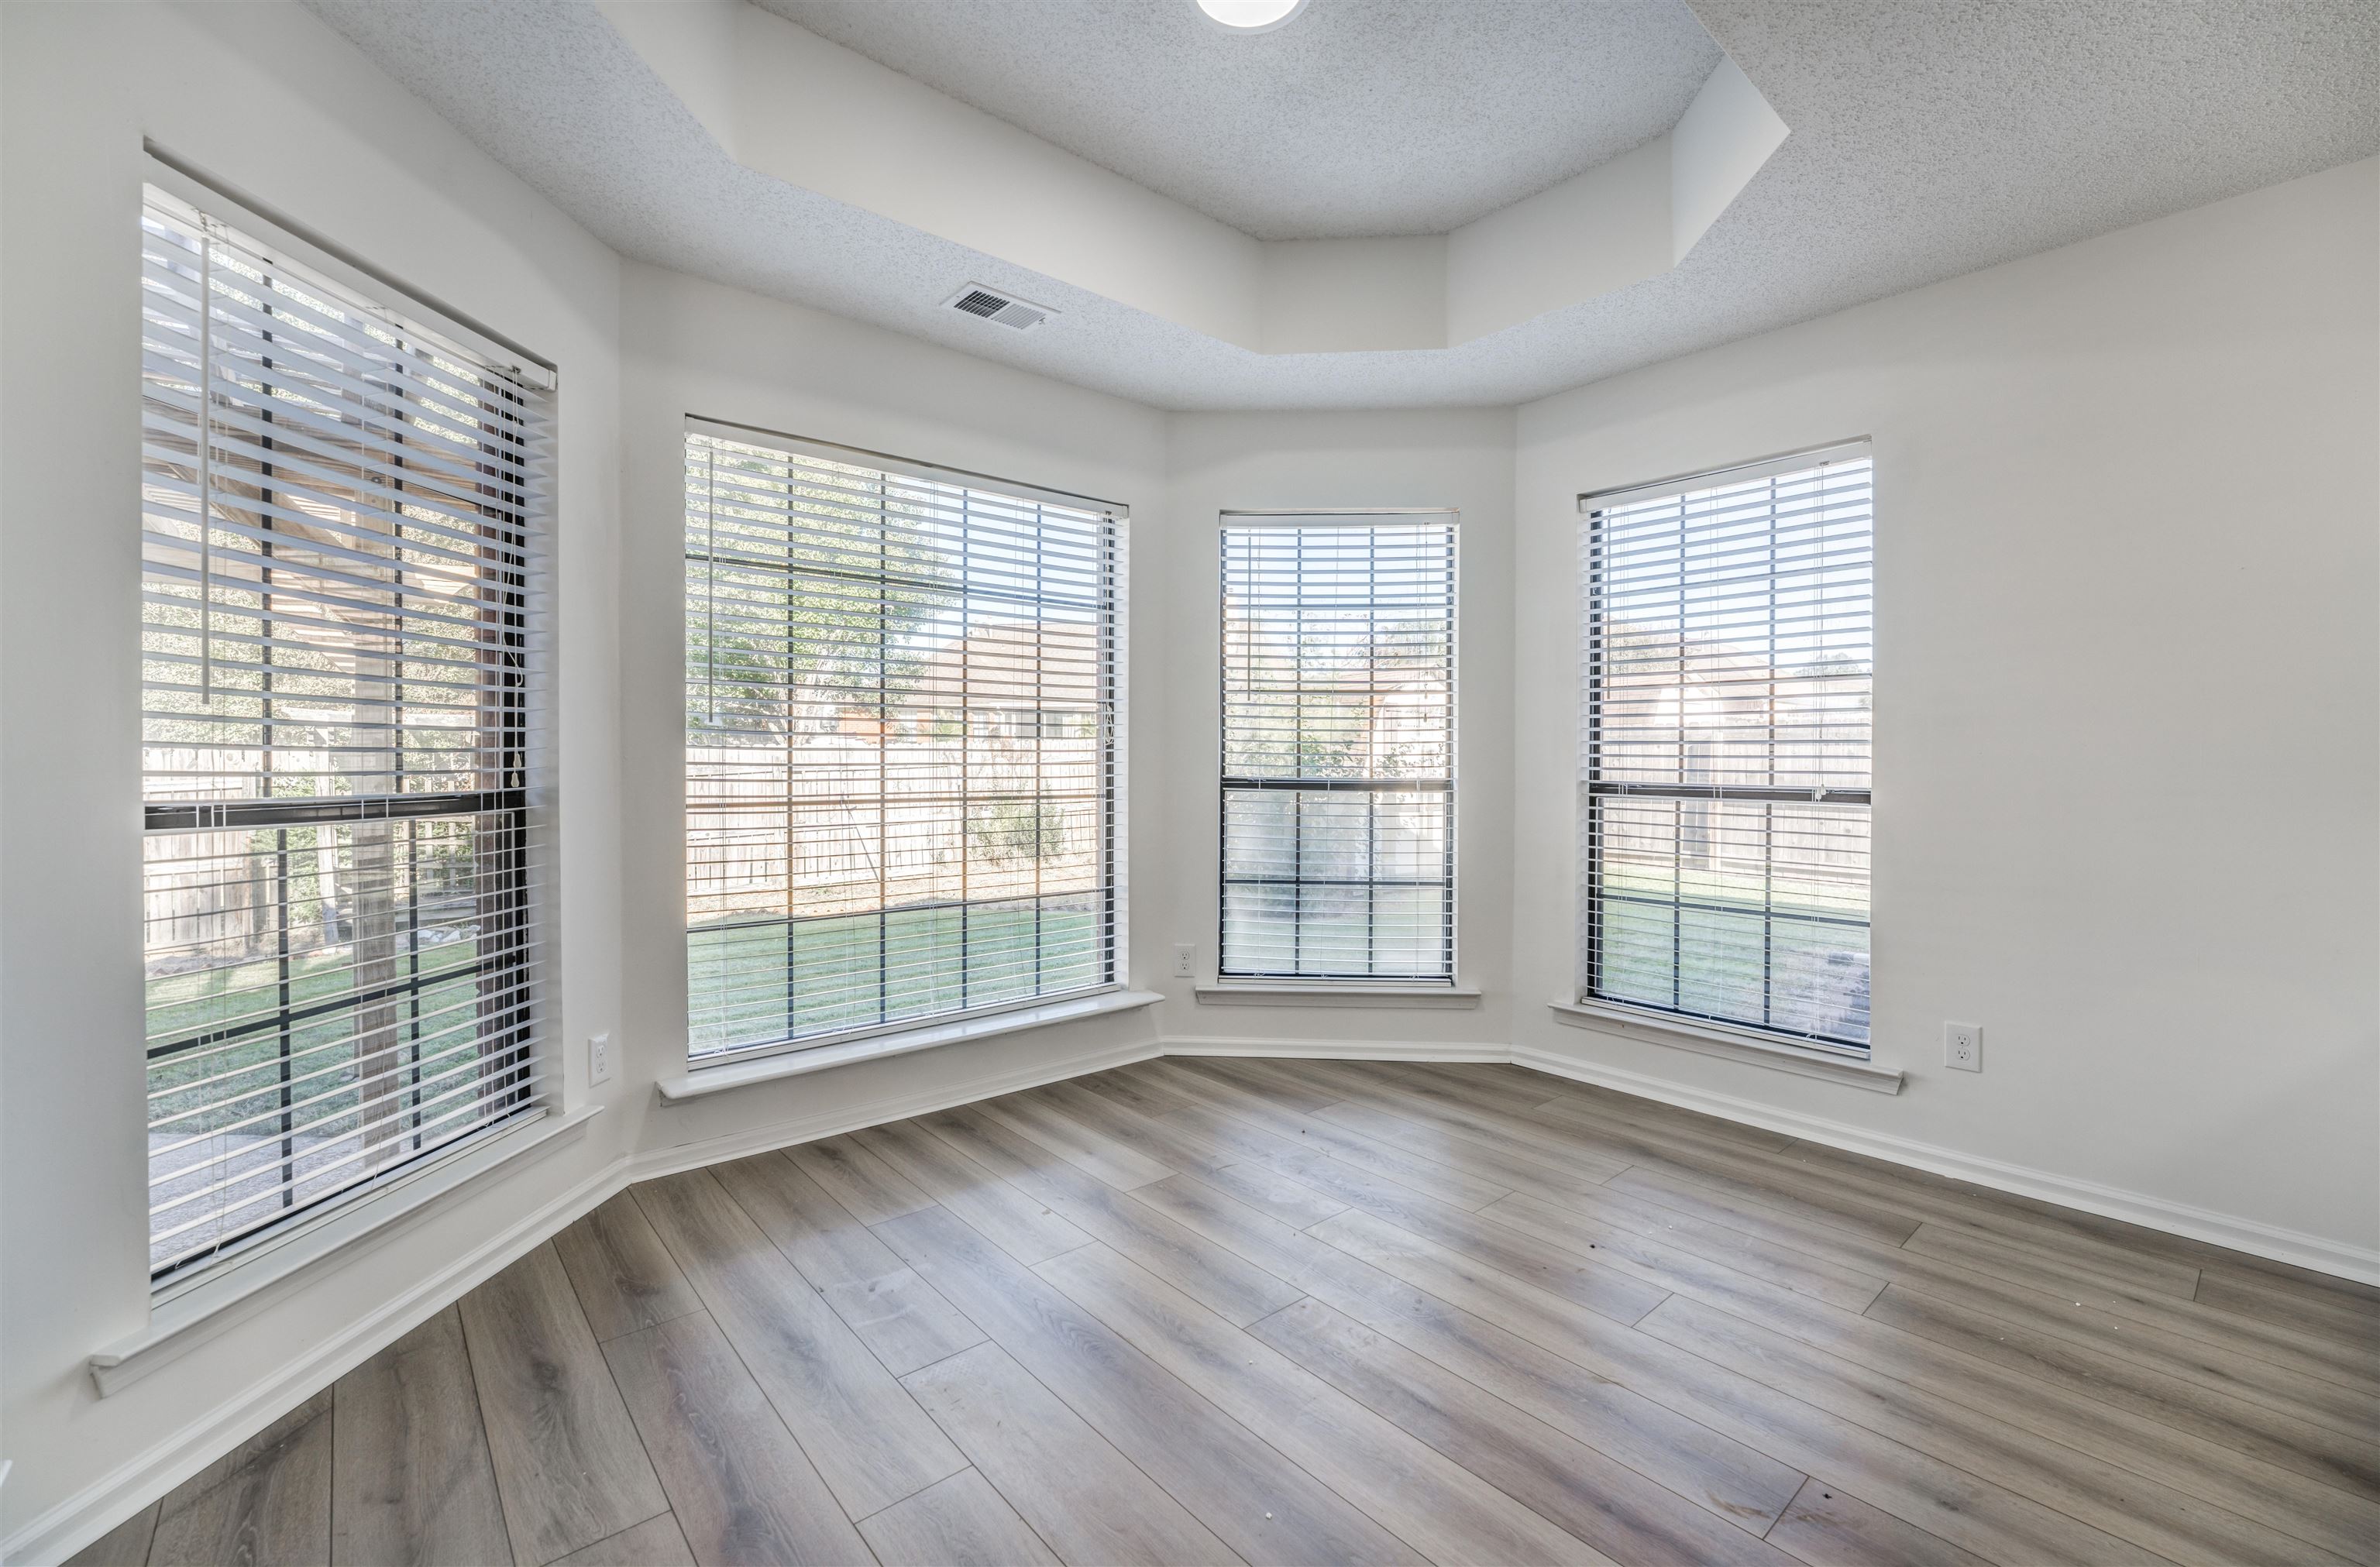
<box><xmin>308</xmin><ymin>0</ymin><xmax>2380</xmax><ymax>412</ymax></box>
<box><xmin>755</xmin><ymin>0</ymin><xmax>1721</xmax><ymax>240</ymax></box>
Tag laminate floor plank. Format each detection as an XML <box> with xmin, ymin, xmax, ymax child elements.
<box><xmin>1146</xmin><ymin>1059</ymin><xmax>1515</xmax><ymax>1211</ymax></box>
<box><xmin>548</xmin><ymin>1515</ymin><xmax>698</xmax><ymax>1567</ymax></box>
<box><xmin>149</xmin><ymin>1389</ymin><xmax>334</xmax><ymax>1567</ymax></box>
<box><xmin>1129</xmin><ymin>1171</ymin><xmax>1808</xmax><ymax>1534</ymax></box>
<box><xmin>784</xmin><ymin>1133</ymin><xmax>937</xmax><ymax>1225</ymax></box>
<box><xmin>1303</xmin><ymin>1090</ymin><xmax>1632</xmax><ymax>1198</ymax></box>
<box><xmin>918</xmin><ymin>1104</ymin><xmax>1305</xmax><ymax>1326</ymax></box>
<box><xmin>856</xmin><ymin>1469</ymin><xmax>1058</xmax><ymax>1567</ymax></box>
<box><xmin>1300</xmin><ymin>1194</ymin><xmax>2168</xmax><ymax>1567</ymax></box>
<box><xmin>64</xmin><ymin>1501</ymin><xmax>159</xmax><ymax>1567</ymax></box>
<box><xmin>1482</xmin><ymin>1188</ymin><xmax>1887</xmax><ymax>1316</ymax></box>
<box><xmin>1314</xmin><ymin>1204</ymin><xmax>1671</xmax><ymax>1329</ymax></box>
<box><xmin>601</xmin><ymin>1310</ymin><xmax>872</xmax><ymax>1566</ymax></box>
<box><xmin>849</xmin><ymin>1120</ymin><xmax>1091</xmax><ymax>1266</ymax></box>
<box><xmin>1025</xmin><ymin>1077</ymin><xmax>1240</xmax><ymax>1179</ymax></box>
<box><xmin>711</xmin><ymin>1150</ymin><xmax>984</xmax><ymax>1376</ymax></box>
<box><xmin>1641</xmin><ymin>1294</ymin><xmax>2352</xmax><ymax>1567</ymax></box>
<box><xmin>1178</xmin><ymin>1054</ymin><xmax>1348</xmax><ymax>1112</ymax></box>
<box><xmin>1478</xmin><ymin>1191</ymin><xmax>2380</xmax><ymax>1552</ymax></box>
<box><xmin>899</xmin><ymin>1342</ymin><xmax>1238</xmax><ymax>1567</ymax></box>
<box><xmin>1247</xmin><ymin>1295</ymin><xmax>1799</xmax><ymax>1567</ymax></box>
<box><xmin>1904</xmin><ymin>1222</ymin><xmax>2380</xmax><ymax>1388</ymax></box>
<box><xmin>1866</xmin><ymin>1283</ymin><xmax>2380</xmax><ymax>1499</ymax></box>
<box><xmin>459</xmin><ymin>1244</ymin><xmax>669</xmax><ymax>1567</ymax></box>
<box><xmin>631</xmin><ymin>1169</ymin><xmax>965</xmax><ymax>1519</ymax></box>
<box><xmin>1608</xmin><ymin>1164</ymin><xmax>2380</xmax><ymax>1441</ymax></box>
<box><xmin>1764</xmin><ymin>1479</ymin><xmax>1994</xmax><ymax>1567</ymax></box>
<box><xmin>2195</xmin><ymin>1268</ymin><xmax>2380</xmax><ymax>1342</ymax></box>
<box><xmin>876</xmin><ymin>1201</ymin><xmax>1428</xmax><ymax>1566</ymax></box>
<box><xmin>1195</xmin><ymin>1158</ymin><xmax>1353</xmax><ymax>1229</ymax></box>
<box><xmin>982</xmin><ymin>1085</ymin><xmax>1175</xmax><ymax>1190</ymax></box>
<box><xmin>1037</xmin><ymin>1242</ymin><xmax>1620</xmax><ymax>1567</ymax></box>
<box><xmin>331</xmin><ymin>1308</ymin><xmax>512</xmax><ymax>1566</ymax></box>
<box><xmin>553</xmin><ymin>1191</ymin><xmax>705</xmax><ymax>1344</ymax></box>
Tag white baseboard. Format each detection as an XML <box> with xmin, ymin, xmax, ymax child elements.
<box><xmin>11</xmin><ymin>1160</ymin><xmax>630</xmax><ymax>1567</ymax></box>
<box><xmin>1162</xmin><ymin>1035</ymin><xmax>1509</xmax><ymax>1062</ymax></box>
<box><xmin>1508</xmin><ymin>1044</ymin><xmax>2380</xmax><ymax>1287</ymax></box>
<box><xmin>23</xmin><ymin>1028</ymin><xmax>2374</xmax><ymax>1564</ymax></box>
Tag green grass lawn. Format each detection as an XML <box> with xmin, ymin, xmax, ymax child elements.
<box><xmin>146</xmin><ymin>937</ymin><xmax>487</xmax><ymax>1134</ymax></box>
<box><xmin>690</xmin><ymin>899</ymin><xmax>1105</xmax><ymax>1056</ymax></box>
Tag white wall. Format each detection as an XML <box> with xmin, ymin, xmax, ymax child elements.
<box><xmin>613</xmin><ymin>263</ymin><xmax>1173</xmax><ymax>1167</ymax></box>
<box><xmin>1511</xmin><ymin>158</ymin><xmax>2380</xmax><ymax>1263</ymax></box>
<box><xmin>1153</xmin><ymin>411</ymin><xmax>1519</xmax><ymax>1052</ymax></box>
<box><xmin>1</xmin><ymin>0</ymin><xmax>627</xmax><ymax>1552</ymax></box>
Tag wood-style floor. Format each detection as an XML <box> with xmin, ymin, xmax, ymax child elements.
<box><xmin>72</xmin><ymin>1058</ymin><xmax>2380</xmax><ymax>1567</ymax></box>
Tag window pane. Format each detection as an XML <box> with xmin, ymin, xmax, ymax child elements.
<box><xmin>685</xmin><ymin>431</ymin><xmax>1119</xmax><ymax>1057</ymax></box>
<box><xmin>1219</xmin><ymin>518</ymin><xmax>1456</xmax><ymax>981</ymax></box>
<box><xmin>1580</xmin><ymin>451</ymin><xmax>1871</xmax><ymax>1048</ymax></box>
<box><xmin>140</xmin><ymin>189</ymin><xmax>547</xmax><ymax>1279</ymax></box>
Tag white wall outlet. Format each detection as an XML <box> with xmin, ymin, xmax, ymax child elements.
<box><xmin>1944</xmin><ymin>1022</ymin><xmax>1982</xmax><ymax>1072</ymax></box>
<box><xmin>589</xmin><ymin>1031</ymin><xmax>616</xmax><ymax>1087</ymax></box>
<box><xmin>1173</xmin><ymin>943</ymin><xmax>1196</xmax><ymax>978</ymax></box>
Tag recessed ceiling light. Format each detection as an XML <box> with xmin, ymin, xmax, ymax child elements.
<box><xmin>1197</xmin><ymin>0</ymin><xmax>1309</xmax><ymax>33</ymax></box>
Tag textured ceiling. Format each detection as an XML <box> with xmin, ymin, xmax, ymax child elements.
<box><xmin>307</xmin><ymin>0</ymin><xmax>2380</xmax><ymax>411</ymax></box>
<box><xmin>755</xmin><ymin>0</ymin><xmax>1721</xmax><ymax>239</ymax></box>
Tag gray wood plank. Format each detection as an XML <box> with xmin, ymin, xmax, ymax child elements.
<box><xmin>459</xmin><ymin>1244</ymin><xmax>669</xmax><ymax>1566</ymax></box>
<box><xmin>848</xmin><ymin>1119</ymin><xmax>1091</xmax><ymax>1265</ymax></box>
<box><xmin>981</xmin><ymin>1086</ymin><xmax>1175</xmax><ymax>1189</ymax></box>
<box><xmin>547</xmin><ymin>1515</ymin><xmax>697</xmax><ymax>1567</ymax></box>
<box><xmin>332</xmin><ymin>1307</ymin><xmax>512</xmax><ymax>1566</ymax></box>
<box><xmin>1765</xmin><ymin>1479</ymin><xmax>1996</xmax><ymax>1567</ymax></box>
<box><xmin>1148</xmin><ymin>1060</ymin><xmax>1515</xmax><ymax>1210</ymax></box>
<box><xmin>899</xmin><ymin>1342</ymin><xmax>1237</xmax><ymax>1567</ymax></box>
<box><xmin>1195</xmin><ymin>1159</ymin><xmax>1353</xmax><ymax>1230</ymax></box>
<box><xmin>1130</xmin><ymin>1170</ymin><xmax>1807</xmax><ymax>1534</ymax></box>
<box><xmin>631</xmin><ymin>1170</ymin><xmax>966</xmax><ymax>1518</ymax></box>
<box><xmin>1034</xmin><ymin>1077</ymin><xmax>1238</xmax><ymax>1178</ymax></box>
<box><xmin>920</xmin><ymin>1105</ymin><xmax>1305</xmax><ymax>1326</ymax></box>
<box><xmin>63</xmin><ymin>1502</ymin><xmax>159</xmax><ymax>1567</ymax></box>
<box><xmin>855</xmin><ymin>1470</ymin><xmax>1059</xmax><ymax>1567</ymax></box>
<box><xmin>1865</xmin><ymin>1283</ymin><xmax>2380</xmax><ymax>1500</ymax></box>
<box><xmin>150</xmin><ymin>1389</ymin><xmax>334</xmax><ymax>1567</ymax></box>
<box><xmin>877</xmin><ymin>1201</ymin><xmax>1426</xmax><ymax>1565</ymax></box>
<box><xmin>1037</xmin><ymin>1242</ymin><xmax>1619</xmax><ymax>1566</ymax></box>
<box><xmin>552</xmin><ymin>1191</ymin><xmax>704</xmax><ymax>1343</ymax></box>
<box><xmin>1248</xmin><ymin>1296</ymin><xmax>1798</xmax><ymax>1567</ymax></box>
<box><xmin>711</xmin><ymin>1150</ymin><xmax>984</xmax><ymax>1375</ymax></box>
<box><xmin>784</xmin><ymin>1133</ymin><xmax>936</xmax><ymax>1225</ymax></box>
<box><xmin>601</xmin><ymin>1311</ymin><xmax>873</xmax><ymax>1566</ymax></box>
<box><xmin>1638</xmin><ymin>1294</ymin><xmax>2354</xmax><ymax>1567</ymax></box>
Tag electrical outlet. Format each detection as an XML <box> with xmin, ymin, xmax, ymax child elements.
<box><xmin>589</xmin><ymin>1031</ymin><xmax>616</xmax><ymax>1087</ymax></box>
<box><xmin>1173</xmin><ymin>943</ymin><xmax>1196</xmax><ymax>978</ymax></box>
<box><xmin>1944</xmin><ymin>1022</ymin><xmax>1981</xmax><ymax>1072</ymax></box>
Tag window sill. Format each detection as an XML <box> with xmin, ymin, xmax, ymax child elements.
<box><xmin>1546</xmin><ymin>998</ymin><xmax>1903</xmax><ymax>1094</ymax></box>
<box><xmin>91</xmin><ymin>1102</ymin><xmax>603</xmax><ymax>1397</ymax></box>
<box><xmin>1195</xmin><ymin>982</ymin><xmax>1482</xmax><ymax>1010</ymax></box>
<box><xmin>658</xmin><ymin>988</ymin><xmax>1165</xmax><ymax>1102</ymax></box>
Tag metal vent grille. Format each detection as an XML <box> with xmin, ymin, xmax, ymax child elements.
<box><xmin>946</xmin><ymin>285</ymin><xmax>1054</xmax><ymax>331</ymax></box>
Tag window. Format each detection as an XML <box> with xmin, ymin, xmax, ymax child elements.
<box><xmin>139</xmin><ymin>187</ymin><xmax>552</xmax><ymax>1281</ymax></box>
<box><xmin>684</xmin><ymin>425</ymin><xmax>1120</xmax><ymax>1059</ymax></box>
<box><xmin>1219</xmin><ymin>514</ymin><xmax>1457</xmax><ymax>981</ymax></box>
<box><xmin>1578</xmin><ymin>444</ymin><xmax>1873</xmax><ymax>1050</ymax></box>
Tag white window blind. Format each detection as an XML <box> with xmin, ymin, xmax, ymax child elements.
<box><xmin>140</xmin><ymin>187</ymin><xmax>552</xmax><ymax>1281</ymax></box>
<box><xmin>1579</xmin><ymin>444</ymin><xmax>1873</xmax><ymax>1050</ymax></box>
<box><xmin>684</xmin><ymin>426</ymin><xmax>1121</xmax><ymax>1058</ymax></box>
<box><xmin>1219</xmin><ymin>514</ymin><xmax>1457</xmax><ymax>981</ymax></box>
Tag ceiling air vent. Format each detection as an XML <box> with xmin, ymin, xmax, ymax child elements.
<box><xmin>944</xmin><ymin>285</ymin><xmax>1054</xmax><ymax>332</ymax></box>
